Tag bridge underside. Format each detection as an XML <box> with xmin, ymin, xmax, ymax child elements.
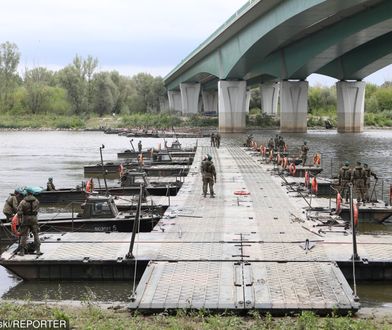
<box><xmin>164</xmin><ymin>0</ymin><xmax>392</xmax><ymax>133</ymax></box>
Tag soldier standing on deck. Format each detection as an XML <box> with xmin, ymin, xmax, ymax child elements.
<box><xmin>138</xmin><ymin>140</ymin><xmax>142</xmax><ymax>153</ymax></box>
<box><xmin>210</xmin><ymin>133</ymin><xmax>216</xmax><ymax>147</ymax></box>
<box><xmin>300</xmin><ymin>141</ymin><xmax>309</xmax><ymax>166</ymax></box>
<box><xmin>201</xmin><ymin>154</ymin><xmax>216</xmax><ymax>198</ymax></box>
<box><xmin>351</xmin><ymin>161</ymin><xmax>366</xmax><ymax>203</ymax></box>
<box><xmin>216</xmin><ymin>133</ymin><xmax>221</xmax><ymax>148</ymax></box>
<box><xmin>267</xmin><ymin>138</ymin><xmax>274</xmax><ymax>151</ymax></box>
<box><xmin>338</xmin><ymin>161</ymin><xmax>352</xmax><ymax>203</ymax></box>
<box><xmin>17</xmin><ymin>187</ymin><xmax>41</xmax><ymax>256</ymax></box>
<box><xmin>46</xmin><ymin>177</ymin><xmax>56</xmax><ymax>191</ymax></box>
<box><xmin>3</xmin><ymin>189</ymin><xmax>23</xmax><ymax>221</ymax></box>
<box><xmin>363</xmin><ymin>163</ymin><xmax>378</xmax><ymax>202</ymax></box>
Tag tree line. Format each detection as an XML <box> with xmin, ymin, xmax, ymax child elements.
<box><xmin>1</xmin><ymin>41</ymin><xmax>391</xmax><ymax>119</ymax></box>
<box><xmin>0</xmin><ymin>42</ymin><xmax>166</xmax><ymax>117</ymax></box>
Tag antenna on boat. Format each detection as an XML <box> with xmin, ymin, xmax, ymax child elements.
<box><xmin>99</xmin><ymin>144</ymin><xmax>109</xmax><ymax>195</ymax></box>
<box><xmin>130</xmin><ymin>139</ymin><xmax>135</xmax><ymax>152</ymax></box>
<box><xmin>126</xmin><ymin>183</ymin><xmax>143</xmax><ymax>259</ymax></box>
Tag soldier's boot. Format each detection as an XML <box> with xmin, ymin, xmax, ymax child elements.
<box><xmin>17</xmin><ymin>248</ymin><xmax>25</xmax><ymax>256</ymax></box>
<box><xmin>36</xmin><ymin>248</ymin><xmax>43</xmax><ymax>255</ymax></box>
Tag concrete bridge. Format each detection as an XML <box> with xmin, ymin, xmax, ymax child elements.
<box><xmin>164</xmin><ymin>0</ymin><xmax>392</xmax><ymax>133</ymax></box>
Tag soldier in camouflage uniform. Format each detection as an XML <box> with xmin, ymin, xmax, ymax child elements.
<box><xmin>338</xmin><ymin>161</ymin><xmax>352</xmax><ymax>203</ymax></box>
<box><xmin>17</xmin><ymin>188</ymin><xmax>41</xmax><ymax>256</ymax></box>
<box><xmin>46</xmin><ymin>177</ymin><xmax>56</xmax><ymax>191</ymax></box>
<box><xmin>300</xmin><ymin>141</ymin><xmax>309</xmax><ymax>166</ymax></box>
<box><xmin>363</xmin><ymin>163</ymin><xmax>378</xmax><ymax>202</ymax></box>
<box><xmin>351</xmin><ymin>161</ymin><xmax>366</xmax><ymax>203</ymax></box>
<box><xmin>201</xmin><ymin>154</ymin><xmax>217</xmax><ymax>198</ymax></box>
<box><xmin>3</xmin><ymin>189</ymin><xmax>23</xmax><ymax>221</ymax></box>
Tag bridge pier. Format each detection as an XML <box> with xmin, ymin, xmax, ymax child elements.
<box><xmin>280</xmin><ymin>80</ymin><xmax>308</xmax><ymax>133</ymax></box>
<box><xmin>218</xmin><ymin>80</ymin><xmax>247</xmax><ymax>133</ymax></box>
<box><xmin>180</xmin><ymin>83</ymin><xmax>200</xmax><ymax>115</ymax></box>
<box><xmin>167</xmin><ymin>91</ymin><xmax>182</xmax><ymax>113</ymax></box>
<box><xmin>202</xmin><ymin>90</ymin><xmax>218</xmax><ymax>114</ymax></box>
<box><xmin>261</xmin><ymin>82</ymin><xmax>279</xmax><ymax>115</ymax></box>
<box><xmin>336</xmin><ymin>81</ymin><xmax>365</xmax><ymax>133</ymax></box>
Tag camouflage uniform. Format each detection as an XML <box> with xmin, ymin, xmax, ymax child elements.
<box><xmin>352</xmin><ymin>163</ymin><xmax>366</xmax><ymax>203</ymax></box>
<box><xmin>338</xmin><ymin>164</ymin><xmax>352</xmax><ymax>202</ymax></box>
<box><xmin>47</xmin><ymin>178</ymin><xmax>56</xmax><ymax>191</ymax></box>
<box><xmin>267</xmin><ymin>138</ymin><xmax>274</xmax><ymax>151</ymax></box>
<box><xmin>17</xmin><ymin>194</ymin><xmax>41</xmax><ymax>255</ymax></box>
<box><xmin>301</xmin><ymin>143</ymin><xmax>309</xmax><ymax>166</ymax></box>
<box><xmin>211</xmin><ymin>133</ymin><xmax>216</xmax><ymax>147</ymax></box>
<box><xmin>201</xmin><ymin>158</ymin><xmax>216</xmax><ymax>198</ymax></box>
<box><xmin>363</xmin><ymin>164</ymin><xmax>378</xmax><ymax>202</ymax></box>
<box><xmin>216</xmin><ymin>134</ymin><xmax>221</xmax><ymax>148</ymax></box>
<box><xmin>3</xmin><ymin>193</ymin><xmax>20</xmax><ymax>221</ymax></box>
<box><xmin>138</xmin><ymin>141</ymin><xmax>142</xmax><ymax>153</ymax></box>
<box><xmin>274</xmin><ymin>135</ymin><xmax>279</xmax><ymax>151</ymax></box>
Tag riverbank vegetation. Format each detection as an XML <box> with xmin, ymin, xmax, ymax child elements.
<box><xmin>0</xmin><ymin>302</ymin><xmax>391</xmax><ymax>329</ymax></box>
<box><xmin>1</xmin><ymin>41</ymin><xmax>392</xmax><ymax>129</ymax></box>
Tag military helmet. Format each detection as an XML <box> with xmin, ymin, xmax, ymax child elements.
<box><xmin>356</xmin><ymin>161</ymin><xmax>361</xmax><ymax>166</ymax></box>
<box><xmin>304</xmin><ymin>141</ymin><xmax>307</xmax><ymax>144</ymax></box>
<box><xmin>48</xmin><ymin>177</ymin><xmax>53</xmax><ymax>181</ymax></box>
<box><xmin>207</xmin><ymin>154</ymin><xmax>212</xmax><ymax>161</ymax></box>
<box><xmin>344</xmin><ymin>161</ymin><xmax>349</xmax><ymax>166</ymax></box>
<box><xmin>363</xmin><ymin>163</ymin><xmax>368</xmax><ymax>168</ymax></box>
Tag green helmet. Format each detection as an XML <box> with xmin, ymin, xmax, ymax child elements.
<box><xmin>344</xmin><ymin>161</ymin><xmax>349</xmax><ymax>166</ymax></box>
<box><xmin>304</xmin><ymin>141</ymin><xmax>307</xmax><ymax>145</ymax></box>
<box><xmin>207</xmin><ymin>154</ymin><xmax>212</xmax><ymax>161</ymax></box>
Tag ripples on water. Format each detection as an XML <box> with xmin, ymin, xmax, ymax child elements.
<box><xmin>0</xmin><ymin>129</ymin><xmax>391</xmax><ymax>304</ymax></box>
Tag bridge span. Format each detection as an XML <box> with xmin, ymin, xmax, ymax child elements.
<box><xmin>164</xmin><ymin>0</ymin><xmax>392</xmax><ymax>133</ymax></box>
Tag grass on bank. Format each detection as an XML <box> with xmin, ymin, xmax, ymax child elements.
<box><xmin>0</xmin><ymin>302</ymin><xmax>391</xmax><ymax>330</ymax></box>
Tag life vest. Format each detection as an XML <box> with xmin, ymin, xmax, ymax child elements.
<box><xmin>277</xmin><ymin>153</ymin><xmax>281</xmax><ymax>165</ymax></box>
<box><xmin>304</xmin><ymin>171</ymin><xmax>310</xmax><ymax>187</ymax></box>
<box><xmin>311</xmin><ymin>177</ymin><xmax>318</xmax><ymax>194</ymax></box>
<box><xmin>118</xmin><ymin>164</ymin><xmax>125</xmax><ymax>178</ymax></box>
<box><xmin>353</xmin><ymin>202</ymin><xmax>359</xmax><ymax>225</ymax></box>
<box><xmin>269</xmin><ymin>150</ymin><xmax>273</xmax><ymax>161</ymax></box>
<box><xmin>313</xmin><ymin>153</ymin><xmax>321</xmax><ymax>166</ymax></box>
<box><xmin>137</xmin><ymin>154</ymin><xmax>144</xmax><ymax>166</ymax></box>
<box><xmin>289</xmin><ymin>163</ymin><xmax>296</xmax><ymax>176</ymax></box>
<box><xmin>283</xmin><ymin>157</ymin><xmax>288</xmax><ymax>169</ymax></box>
<box><xmin>86</xmin><ymin>178</ymin><xmax>94</xmax><ymax>193</ymax></box>
<box><xmin>11</xmin><ymin>214</ymin><xmax>22</xmax><ymax>237</ymax></box>
<box><xmin>234</xmin><ymin>190</ymin><xmax>250</xmax><ymax>196</ymax></box>
<box><xmin>261</xmin><ymin>146</ymin><xmax>267</xmax><ymax>157</ymax></box>
<box><xmin>283</xmin><ymin>144</ymin><xmax>288</xmax><ymax>152</ymax></box>
<box><xmin>336</xmin><ymin>192</ymin><xmax>342</xmax><ymax>214</ymax></box>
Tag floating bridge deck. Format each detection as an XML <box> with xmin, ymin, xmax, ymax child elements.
<box><xmin>127</xmin><ymin>146</ymin><xmax>360</xmax><ymax>313</ymax></box>
<box><xmin>7</xmin><ymin>144</ymin><xmax>392</xmax><ymax>313</ymax></box>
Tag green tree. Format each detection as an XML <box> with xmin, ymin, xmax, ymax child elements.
<box><xmin>0</xmin><ymin>41</ymin><xmax>21</xmax><ymax>112</ymax></box>
<box><xmin>93</xmin><ymin>72</ymin><xmax>117</xmax><ymax>116</ymax></box>
<box><xmin>23</xmin><ymin>67</ymin><xmax>54</xmax><ymax>114</ymax></box>
<box><xmin>83</xmin><ymin>55</ymin><xmax>98</xmax><ymax>112</ymax></box>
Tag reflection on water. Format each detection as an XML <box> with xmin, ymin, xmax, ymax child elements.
<box><xmin>356</xmin><ymin>281</ymin><xmax>392</xmax><ymax>307</ymax></box>
<box><xmin>0</xmin><ymin>129</ymin><xmax>392</xmax><ymax>305</ymax></box>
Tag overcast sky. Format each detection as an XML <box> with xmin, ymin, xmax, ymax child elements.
<box><xmin>1</xmin><ymin>0</ymin><xmax>391</xmax><ymax>85</ymax></box>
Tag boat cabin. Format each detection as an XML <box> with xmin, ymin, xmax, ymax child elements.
<box><xmin>120</xmin><ymin>171</ymin><xmax>149</xmax><ymax>187</ymax></box>
<box><xmin>80</xmin><ymin>195</ymin><xmax>119</xmax><ymax>218</ymax></box>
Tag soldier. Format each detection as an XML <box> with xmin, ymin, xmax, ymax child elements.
<box><xmin>138</xmin><ymin>140</ymin><xmax>142</xmax><ymax>153</ymax></box>
<box><xmin>216</xmin><ymin>133</ymin><xmax>221</xmax><ymax>148</ymax></box>
<box><xmin>201</xmin><ymin>154</ymin><xmax>216</xmax><ymax>198</ymax></box>
<box><xmin>351</xmin><ymin>161</ymin><xmax>366</xmax><ymax>203</ymax></box>
<box><xmin>245</xmin><ymin>134</ymin><xmax>253</xmax><ymax>147</ymax></box>
<box><xmin>300</xmin><ymin>141</ymin><xmax>309</xmax><ymax>166</ymax></box>
<box><xmin>17</xmin><ymin>187</ymin><xmax>41</xmax><ymax>256</ymax></box>
<box><xmin>274</xmin><ymin>134</ymin><xmax>279</xmax><ymax>151</ymax></box>
<box><xmin>338</xmin><ymin>161</ymin><xmax>352</xmax><ymax>203</ymax></box>
<box><xmin>3</xmin><ymin>189</ymin><xmax>23</xmax><ymax>221</ymax></box>
<box><xmin>46</xmin><ymin>177</ymin><xmax>56</xmax><ymax>191</ymax></box>
<box><xmin>267</xmin><ymin>138</ymin><xmax>274</xmax><ymax>151</ymax></box>
<box><xmin>210</xmin><ymin>133</ymin><xmax>216</xmax><ymax>147</ymax></box>
<box><xmin>278</xmin><ymin>136</ymin><xmax>285</xmax><ymax>153</ymax></box>
<box><xmin>363</xmin><ymin>163</ymin><xmax>378</xmax><ymax>202</ymax></box>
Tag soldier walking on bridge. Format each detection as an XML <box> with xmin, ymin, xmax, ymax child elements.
<box><xmin>201</xmin><ymin>154</ymin><xmax>216</xmax><ymax>198</ymax></box>
<box><xmin>216</xmin><ymin>133</ymin><xmax>221</xmax><ymax>148</ymax></box>
<box><xmin>210</xmin><ymin>133</ymin><xmax>216</xmax><ymax>147</ymax></box>
<box><xmin>338</xmin><ymin>161</ymin><xmax>352</xmax><ymax>203</ymax></box>
<box><xmin>363</xmin><ymin>163</ymin><xmax>378</xmax><ymax>202</ymax></box>
<box><xmin>352</xmin><ymin>161</ymin><xmax>366</xmax><ymax>204</ymax></box>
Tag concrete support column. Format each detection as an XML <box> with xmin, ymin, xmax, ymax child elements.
<box><xmin>180</xmin><ymin>83</ymin><xmax>200</xmax><ymax>115</ymax></box>
<box><xmin>218</xmin><ymin>80</ymin><xmax>247</xmax><ymax>133</ymax></box>
<box><xmin>336</xmin><ymin>81</ymin><xmax>365</xmax><ymax>133</ymax></box>
<box><xmin>261</xmin><ymin>82</ymin><xmax>279</xmax><ymax>115</ymax></box>
<box><xmin>202</xmin><ymin>90</ymin><xmax>218</xmax><ymax>114</ymax></box>
<box><xmin>246</xmin><ymin>90</ymin><xmax>251</xmax><ymax>113</ymax></box>
<box><xmin>280</xmin><ymin>80</ymin><xmax>308</xmax><ymax>133</ymax></box>
<box><xmin>167</xmin><ymin>91</ymin><xmax>182</xmax><ymax>113</ymax></box>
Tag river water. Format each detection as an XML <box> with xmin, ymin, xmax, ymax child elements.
<box><xmin>0</xmin><ymin>129</ymin><xmax>391</xmax><ymax>305</ymax></box>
